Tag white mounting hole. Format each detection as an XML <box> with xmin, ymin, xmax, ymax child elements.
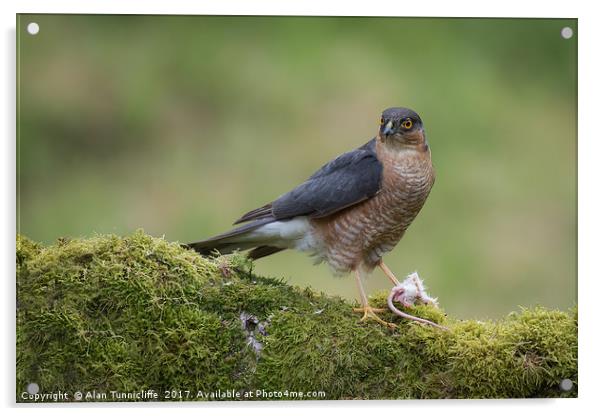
<box><xmin>561</xmin><ymin>26</ymin><xmax>573</xmax><ymax>39</ymax></box>
<box><xmin>27</xmin><ymin>22</ymin><xmax>40</xmax><ymax>35</ymax></box>
<box><xmin>27</xmin><ymin>382</ymin><xmax>40</xmax><ymax>394</ymax></box>
<box><xmin>559</xmin><ymin>378</ymin><xmax>573</xmax><ymax>391</ymax></box>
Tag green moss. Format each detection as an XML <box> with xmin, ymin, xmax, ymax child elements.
<box><xmin>16</xmin><ymin>232</ymin><xmax>577</xmax><ymax>401</ymax></box>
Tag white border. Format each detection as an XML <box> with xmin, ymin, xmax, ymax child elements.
<box><xmin>3</xmin><ymin>0</ymin><xmax>584</xmax><ymax>18</ymax></box>
<box><xmin>3</xmin><ymin>1</ymin><xmax>600</xmax><ymax>415</ymax></box>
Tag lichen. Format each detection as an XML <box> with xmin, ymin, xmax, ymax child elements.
<box><xmin>16</xmin><ymin>231</ymin><xmax>577</xmax><ymax>401</ymax></box>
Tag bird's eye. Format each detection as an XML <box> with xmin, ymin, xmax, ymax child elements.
<box><xmin>402</xmin><ymin>119</ymin><xmax>413</xmax><ymax>129</ymax></box>
<box><xmin>379</xmin><ymin>117</ymin><xmax>384</xmax><ymax>126</ymax></box>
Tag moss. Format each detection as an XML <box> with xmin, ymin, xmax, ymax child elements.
<box><xmin>16</xmin><ymin>231</ymin><xmax>577</xmax><ymax>401</ymax></box>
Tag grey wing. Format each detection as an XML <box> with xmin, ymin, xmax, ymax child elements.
<box><xmin>234</xmin><ymin>139</ymin><xmax>382</xmax><ymax>224</ymax></box>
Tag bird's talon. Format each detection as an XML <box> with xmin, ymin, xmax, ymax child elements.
<box><xmin>353</xmin><ymin>306</ymin><xmax>397</xmax><ymax>328</ymax></box>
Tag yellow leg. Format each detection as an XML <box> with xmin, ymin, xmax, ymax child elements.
<box><xmin>352</xmin><ymin>269</ymin><xmax>396</xmax><ymax>328</ymax></box>
<box><xmin>378</xmin><ymin>260</ymin><xmax>401</xmax><ymax>286</ymax></box>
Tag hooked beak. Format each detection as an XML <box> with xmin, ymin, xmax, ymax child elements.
<box><xmin>382</xmin><ymin>120</ymin><xmax>394</xmax><ymax>137</ymax></box>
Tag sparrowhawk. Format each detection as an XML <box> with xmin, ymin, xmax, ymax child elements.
<box><xmin>187</xmin><ymin>107</ymin><xmax>435</xmax><ymax>326</ymax></box>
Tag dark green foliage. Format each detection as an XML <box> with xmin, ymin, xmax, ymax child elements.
<box><xmin>16</xmin><ymin>232</ymin><xmax>577</xmax><ymax>401</ymax></box>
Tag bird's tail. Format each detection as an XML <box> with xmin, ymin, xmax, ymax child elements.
<box><xmin>184</xmin><ymin>218</ymin><xmax>285</xmax><ymax>260</ymax></box>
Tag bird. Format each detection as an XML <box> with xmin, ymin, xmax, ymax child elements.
<box><xmin>186</xmin><ymin>107</ymin><xmax>435</xmax><ymax>326</ymax></box>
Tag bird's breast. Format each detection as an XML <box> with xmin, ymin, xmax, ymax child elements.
<box><xmin>310</xmin><ymin>146</ymin><xmax>434</xmax><ymax>274</ymax></box>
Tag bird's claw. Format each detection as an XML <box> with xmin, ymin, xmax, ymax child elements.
<box><xmin>353</xmin><ymin>306</ymin><xmax>397</xmax><ymax>328</ymax></box>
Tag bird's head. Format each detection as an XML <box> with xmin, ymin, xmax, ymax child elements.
<box><xmin>378</xmin><ymin>107</ymin><xmax>427</xmax><ymax>148</ymax></box>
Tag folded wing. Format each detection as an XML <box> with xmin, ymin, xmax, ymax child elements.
<box><xmin>187</xmin><ymin>139</ymin><xmax>383</xmax><ymax>259</ymax></box>
<box><xmin>235</xmin><ymin>139</ymin><xmax>383</xmax><ymax>224</ymax></box>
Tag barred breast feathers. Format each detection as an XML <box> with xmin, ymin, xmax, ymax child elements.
<box><xmin>308</xmin><ymin>143</ymin><xmax>434</xmax><ymax>275</ymax></box>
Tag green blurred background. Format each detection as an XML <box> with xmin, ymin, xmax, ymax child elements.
<box><xmin>17</xmin><ymin>15</ymin><xmax>577</xmax><ymax>319</ymax></box>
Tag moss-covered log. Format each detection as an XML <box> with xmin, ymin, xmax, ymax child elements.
<box><xmin>16</xmin><ymin>232</ymin><xmax>577</xmax><ymax>401</ymax></box>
